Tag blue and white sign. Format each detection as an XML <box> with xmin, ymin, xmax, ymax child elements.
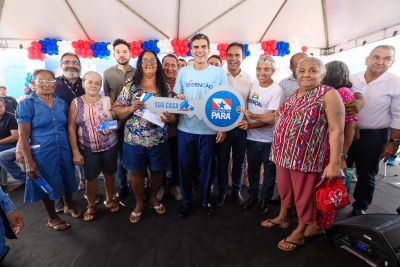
<box><xmin>145</xmin><ymin>85</ymin><xmax>245</xmax><ymax>131</ymax></box>
<box><xmin>203</xmin><ymin>86</ymin><xmax>244</xmax><ymax>131</ymax></box>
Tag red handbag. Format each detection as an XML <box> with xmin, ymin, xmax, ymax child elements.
<box><xmin>315</xmin><ymin>177</ymin><xmax>350</xmax><ymax>213</ymax></box>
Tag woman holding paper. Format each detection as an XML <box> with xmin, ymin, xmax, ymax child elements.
<box><xmin>17</xmin><ymin>69</ymin><xmax>81</xmax><ymax>231</ymax></box>
<box><xmin>68</xmin><ymin>71</ymin><xmax>119</xmax><ymax>221</ymax></box>
<box><xmin>113</xmin><ymin>50</ymin><xmax>175</xmax><ymax>224</ymax></box>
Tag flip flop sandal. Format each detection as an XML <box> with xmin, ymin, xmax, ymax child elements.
<box><xmin>64</xmin><ymin>209</ymin><xmax>83</xmax><ymax>219</ymax></box>
<box><xmin>277</xmin><ymin>238</ymin><xmax>304</xmax><ymax>252</ymax></box>
<box><xmin>151</xmin><ymin>203</ymin><xmax>166</xmax><ymax>215</ymax></box>
<box><xmin>129</xmin><ymin>211</ymin><xmax>142</xmax><ymax>224</ymax></box>
<box><xmin>84</xmin><ymin>206</ymin><xmax>97</xmax><ymax>222</ymax></box>
<box><xmin>47</xmin><ymin>221</ymin><xmax>71</xmax><ymax>231</ymax></box>
<box><xmin>104</xmin><ymin>200</ymin><xmax>120</xmax><ymax>213</ymax></box>
<box><xmin>260</xmin><ymin>219</ymin><xmax>289</xmax><ymax>228</ymax></box>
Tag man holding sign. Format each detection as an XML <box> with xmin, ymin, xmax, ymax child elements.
<box><xmin>174</xmin><ymin>33</ymin><xmax>228</xmax><ymax>218</ymax></box>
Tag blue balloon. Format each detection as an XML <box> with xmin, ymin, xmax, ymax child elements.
<box><xmin>155</xmin><ymin>47</ymin><xmax>160</xmax><ymax>54</ymax></box>
<box><xmin>245</xmin><ymin>51</ymin><xmax>250</xmax><ymax>57</ymax></box>
<box><xmin>42</xmin><ymin>48</ymin><xmax>47</xmax><ymax>53</ymax></box>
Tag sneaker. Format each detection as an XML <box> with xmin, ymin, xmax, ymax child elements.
<box><xmin>157</xmin><ymin>186</ymin><xmax>165</xmax><ymax>201</ymax></box>
<box><xmin>174</xmin><ymin>186</ymin><xmax>182</xmax><ymax>201</ymax></box>
<box><xmin>84</xmin><ymin>193</ymin><xmax>100</xmax><ymax>204</ymax></box>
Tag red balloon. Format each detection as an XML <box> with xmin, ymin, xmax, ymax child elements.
<box><xmin>89</xmin><ymin>40</ymin><xmax>95</xmax><ymax>45</ymax></box>
<box><xmin>75</xmin><ymin>48</ymin><xmax>82</xmax><ymax>55</ymax></box>
<box><xmin>180</xmin><ymin>45</ymin><xmax>185</xmax><ymax>52</ymax></box>
<box><xmin>173</xmin><ymin>45</ymin><xmax>179</xmax><ymax>51</ymax></box>
<box><xmin>34</xmin><ymin>49</ymin><xmax>41</xmax><ymax>58</ymax></box>
<box><xmin>183</xmin><ymin>40</ymin><xmax>189</xmax><ymax>47</ymax></box>
<box><xmin>171</xmin><ymin>39</ymin><xmax>177</xmax><ymax>46</ymax></box>
<box><xmin>178</xmin><ymin>40</ymin><xmax>183</xmax><ymax>46</ymax></box>
<box><xmin>301</xmin><ymin>46</ymin><xmax>308</xmax><ymax>52</ymax></box>
<box><xmin>217</xmin><ymin>44</ymin><xmax>222</xmax><ymax>50</ymax></box>
<box><xmin>185</xmin><ymin>47</ymin><xmax>189</xmax><ymax>52</ymax></box>
<box><xmin>273</xmin><ymin>49</ymin><xmax>278</xmax><ymax>55</ymax></box>
<box><xmin>72</xmin><ymin>41</ymin><xmax>78</xmax><ymax>48</ymax></box>
<box><xmin>78</xmin><ymin>40</ymin><xmax>84</xmax><ymax>46</ymax></box>
<box><xmin>87</xmin><ymin>49</ymin><xmax>93</xmax><ymax>56</ymax></box>
<box><xmin>133</xmin><ymin>48</ymin><xmax>139</xmax><ymax>54</ymax></box>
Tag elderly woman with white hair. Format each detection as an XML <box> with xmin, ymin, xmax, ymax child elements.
<box><xmin>247</xmin><ymin>57</ymin><xmax>345</xmax><ymax>251</ymax></box>
<box><xmin>68</xmin><ymin>71</ymin><xmax>120</xmax><ymax>222</ymax></box>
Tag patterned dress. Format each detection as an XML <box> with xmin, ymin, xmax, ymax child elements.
<box><xmin>270</xmin><ymin>85</ymin><xmax>332</xmax><ymax>173</ymax></box>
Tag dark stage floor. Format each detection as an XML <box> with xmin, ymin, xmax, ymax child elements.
<box><xmin>2</xmin><ymin>161</ymin><xmax>400</xmax><ymax>267</ymax></box>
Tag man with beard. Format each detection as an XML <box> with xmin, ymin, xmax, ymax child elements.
<box><xmin>55</xmin><ymin>53</ymin><xmax>85</xmax><ymax>105</ymax></box>
<box><xmin>55</xmin><ymin>52</ymin><xmax>85</xmax><ymax>212</ymax></box>
<box><xmin>348</xmin><ymin>45</ymin><xmax>400</xmax><ymax>216</ymax></box>
<box><xmin>103</xmin><ymin>39</ymin><xmax>136</xmax><ymax>198</ymax></box>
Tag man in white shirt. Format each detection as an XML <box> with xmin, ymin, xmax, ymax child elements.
<box><xmin>279</xmin><ymin>53</ymin><xmax>307</xmax><ymax>100</ymax></box>
<box><xmin>216</xmin><ymin>43</ymin><xmax>252</xmax><ymax>207</ymax></box>
<box><xmin>348</xmin><ymin>45</ymin><xmax>400</xmax><ymax>216</ymax></box>
<box><xmin>238</xmin><ymin>56</ymin><xmax>283</xmax><ymax>214</ymax></box>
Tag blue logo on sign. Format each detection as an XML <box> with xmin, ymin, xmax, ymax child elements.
<box><xmin>204</xmin><ymin>90</ymin><xmax>241</xmax><ymax>128</ymax></box>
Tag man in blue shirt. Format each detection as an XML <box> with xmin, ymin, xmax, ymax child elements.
<box><xmin>174</xmin><ymin>33</ymin><xmax>227</xmax><ymax>218</ymax></box>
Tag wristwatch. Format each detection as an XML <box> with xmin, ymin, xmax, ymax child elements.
<box><xmin>388</xmin><ymin>138</ymin><xmax>400</xmax><ymax>145</ymax></box>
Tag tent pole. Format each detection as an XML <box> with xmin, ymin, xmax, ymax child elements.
<box><xmin>258</xmin><ymin>0</ymin><xmax>287</xmax><ymax>42</ymax></box>
<box><xmin>183</xmin><ymin>0</ymin><xmax>247</xmax><ymax>40</ymax></box>
<box><xmin>321</xmin><ymin>0</ymin><xmax>329</xmax><ymax>49</ymax></box>
<box><xmin>117</xmin><ymin>0</ymin><xmax>169</xmax><ymax>38</ymax></box>
<box><xmin>177</xmin><ymin>0</ymin><xmax>181</xmax><ymax>39</ymax></box>
<box><xmin>64</xmin><ymin>0</ymin><xmax>91</xmax><ymax>40</ymax></box>
<box><xmin>0</xmin><ymin>0</ymin><xmax>4</xmax><ymax>28</ymax></box>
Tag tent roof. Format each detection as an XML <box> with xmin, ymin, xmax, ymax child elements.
<box><xmin>1</xmin><ymin>0</ymin><xmax>400</xmax><ymax>53</ymax></box>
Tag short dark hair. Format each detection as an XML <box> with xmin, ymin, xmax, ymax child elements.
<box><xmin>178</xmin><ymin>58</ymin><xmax>187</xmax><ymax>65</ymax></box>
<box><xmin>208</xmin><ymin>55</ymin><xmax>223</xmax><ymax>65</ymax></box>
<box><xmin>133</xmin><ymin>50</ymin><xmax>168</xmax><ymax>97</ymax></box>
<box><xmin>0</xmin><ymin>86</ymin><xmax>6</xmax><ymax>90</ymax></box>
<box><xmin>190</xmin><ymin>33</ymin><xmax>210</xmax><ymax>47</ymax></box>
<box><xmin>112</xmin><ymin>38</ymin><xmax>130</xmax><ymax>50</ymax></box>
<box><xmin>60</xmin><ymin>52</ymin><xmax>80</xmax><ymax>63</ymax></box>
<box><xmin>162</xmin><ymin>54</ymin><xmax>178</xmax><ymax>65</ymax></box>
<box><xmin>227</xmin><ymin>42</ymin><xmax>244</xmax><ymax>57</ymax></box>
<box><xmin>322</xmin><ymin>60</ymin><xmax>352</xmax><ymax>89</ymax></box>
<box><xmin>31</xmin><ymin>69</ymin><xmax>56</xmax><ymax>82</ymax></box>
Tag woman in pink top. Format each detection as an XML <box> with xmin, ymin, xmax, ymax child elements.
<box><xmin>68</xmin><ymin>71</ymin><xmax>119</xmax><ymax>222</ymax></box>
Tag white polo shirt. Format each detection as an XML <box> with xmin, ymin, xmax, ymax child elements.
<box><xmin>279</xmin><ymin>74</ymin><xmax>299</xmax><ymax>100</ymax></box>
<box><xmin>350</xmin><ymin>71</ymin><xmax>400</xmax><ymax>130</ymax></box>
<box><xmin>225</xmin><ymin>69</ymin><xmax>252</xmax><ymax>103</ymax></box>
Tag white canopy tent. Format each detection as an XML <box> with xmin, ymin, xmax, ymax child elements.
<box><xmin>1</xmin><ymin>0</ymin><xmax>400</xmax><ymax>54</ymax></box>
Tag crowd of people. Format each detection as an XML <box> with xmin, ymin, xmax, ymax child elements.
<box><xmin>0</xmin><ymin>33</ymin><xmax>399</xmax><ymax>260</ymax></box>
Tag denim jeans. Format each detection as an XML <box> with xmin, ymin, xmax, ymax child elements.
<box><xmin>246</xmin><ymin>140</ymin><xmax>276</xmax><ymax>201</ymax></box>
<box><xmin>177</xmin><ymin>130</ymin><xmax>216</xmax><ymax>207</ymax></box>
<box><xmin>0</xmin><ymin>147</ymin><xmax>26</xmax><ymax>184</ymax></box>
<box><xmin>216</xmin><ymin>127</ymin><xmax>247</xmax><ymax>193</ymax></box>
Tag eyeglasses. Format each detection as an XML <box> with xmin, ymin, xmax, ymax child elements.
<box><xmin>142</xmin><ymin>58</ymin><xmax>157</xmax><ymax>65</ymax></box>
<box><xmin>61</xmin><ymin>60</ymin><xmax>81</xmax><ymax>66</ymax></box>
<box><xmin>35</xmin><ymin>79</ymin><xmax>57</xmax><ymax>85</ymax></box>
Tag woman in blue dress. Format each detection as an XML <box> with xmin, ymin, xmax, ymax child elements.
<box><xmin>17</xmin><ymin>69</ymin><xmax>81</xmax><ymax>231</ymax></box>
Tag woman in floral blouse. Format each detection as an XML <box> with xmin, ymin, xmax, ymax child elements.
<box><xmin>113</xmin><ymin>50</ymin><xmax>175</xmax><ymax>224</ymax></box>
